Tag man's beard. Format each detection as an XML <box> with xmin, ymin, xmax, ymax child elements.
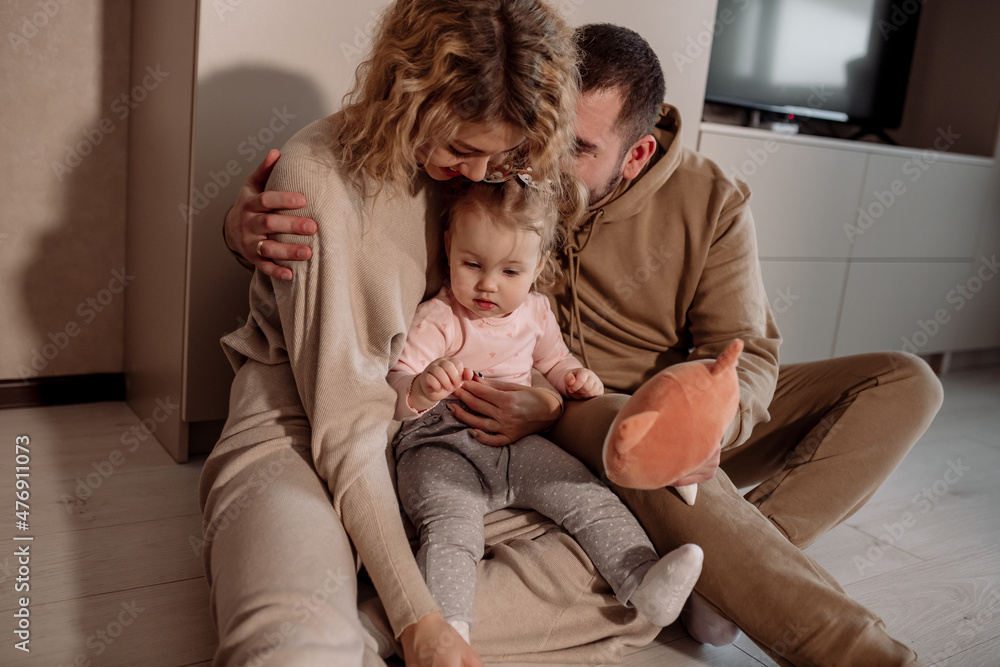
<box><xmin>588</xmin><ymin>171</ymin><xmax>623</xmax><ymax>208</ymax></box>
<box><xmin>587</xmin><ymin>155</ymin><xmax>628</xmax><ymax>207</ymax></box>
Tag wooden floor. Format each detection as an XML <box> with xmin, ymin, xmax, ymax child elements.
<box><xmin>1</xmin><ymin>366</ymin><xmax>998</xmax><ymax>666</ymax></box>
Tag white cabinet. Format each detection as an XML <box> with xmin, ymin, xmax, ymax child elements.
<box><xmin>758</xmin><ymin>260</ymin><xmax>848</xmax><ymax>363</ymax></box>
<box><xmin>834</xmin><ymin>262</ymin><xmax>977</xmax><ymax>356</ymax></box>
<box><xmin>851</xmin><ymin>154</ymin><xmax>993</xmax><ymax>259</ymax></box>
<box><xmin>698</xmin><ymin>123</ymin><xmax>997</xmax><ymax>364</ymax></box>
<box><xmin>698</xmin><ymin>133</ymin><xmax>863</xmax><ymax>258</ymax></box>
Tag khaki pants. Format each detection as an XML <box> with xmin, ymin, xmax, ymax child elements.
<box><xmin>550</xmin><ymin>351</ymin><xmax>943</xmax><ymax>666</ymax></box>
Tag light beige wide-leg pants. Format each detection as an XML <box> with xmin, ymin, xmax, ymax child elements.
<box><xmin>200</xmin><ymin>358</ymin><xmax>658</xmax><ymax>666</ymax></box>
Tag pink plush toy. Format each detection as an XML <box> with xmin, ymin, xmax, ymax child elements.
<box><xmin>602</xmin><ymin>339</ymin><xmax>744</xmax><ymax>505</ymax></box>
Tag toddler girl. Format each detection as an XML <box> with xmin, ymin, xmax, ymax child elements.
<box><xmin>387</xmin><ymin>179</ymin><xmax>703</xmax><ymax>642</ymax></box>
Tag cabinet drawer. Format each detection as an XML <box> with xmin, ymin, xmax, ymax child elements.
<box><xmin>850</xmin><ymin>154</ymin><xmax>991</xmax><ymax>259</ymax></box>
<box><xmin>699</xmin><ymin>132</ymin><xmax>864</xmax><ymax>259</ymax></box>
<box><xmin>759</xmin><ymin>260</ymin><xmax>847</xmax><ymax>363</ymax></box>
<box><xmin>834</xmin><ymin>262</ymin><xmax>976</xmax><ymax>356</ymax></box>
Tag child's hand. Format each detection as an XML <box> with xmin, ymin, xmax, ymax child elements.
<box><xmin>564</xmin><ymin>368</ymin><xmax>603</xmax><ymax>399</ymax></box>
<box><xmin>411</xmin><ymin>357</ymin><xmax>475</xmax><ymax>411</ymax></box>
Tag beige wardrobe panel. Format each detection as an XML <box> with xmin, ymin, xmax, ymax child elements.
<box><xmin>124</xmin><ymin>0</ymin><xmax>198</xmax><ymax>462</ymax></box>
<box><xmin>0</xmin><ymin>0</ymin><xmax>130</xmax><ymax>380</ymax></box>
<box><xmin>183</xmin><ymin>0</ymin><xmax>379</xmax><ymax>424</ymax></box>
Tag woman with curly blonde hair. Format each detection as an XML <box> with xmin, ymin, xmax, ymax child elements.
<box><xmin>203</xmin><ymin>1</ymin><xmax>592</xmax><ymax>666</ymax></box>
<box><xmin>337</xmin><ymin>0</ymin><xmax>580</xmax><ymax>198</ymax></box>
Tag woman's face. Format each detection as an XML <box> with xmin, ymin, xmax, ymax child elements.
<box><xmin>420</xmin><ymin>122</ymin><xmax>524</xmax><ymax>182</ymax></box>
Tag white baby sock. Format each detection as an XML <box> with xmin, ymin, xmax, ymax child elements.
<box><xmin>629</xmin><ymin>543</ymin><xmax>704</xmax><ymax>627</ymax></box>
<box><xmin>681</xmin><ymin>590</ymin><xmax>742</xmax><ymax>646</ymax></box>
<box><xmin>448</xmin><ymin>619</ymin><xmax>471</xmax><ymax>644</ymax></box>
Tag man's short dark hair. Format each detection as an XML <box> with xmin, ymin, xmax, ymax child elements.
<box><xmin>575</xmin><ymin>23</ymin><xmax>666</xmax><ymax>151</ymax></box>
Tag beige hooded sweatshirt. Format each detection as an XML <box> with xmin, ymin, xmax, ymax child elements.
<box><xmin>550</xmin><ymin>104</ymin><xmax>782</xmax><ymax>449</ymax></box>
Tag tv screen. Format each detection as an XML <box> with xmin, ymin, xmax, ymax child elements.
<box><xmin>705</xmin><ymin>0</ymin><xmax>921</xmax><ymax>129</ymax></box>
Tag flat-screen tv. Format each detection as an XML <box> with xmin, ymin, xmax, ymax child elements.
<box><xmin>705</xmin><ymin>0</ymin><xmax>922</xmax><ymax>130</ymax></box>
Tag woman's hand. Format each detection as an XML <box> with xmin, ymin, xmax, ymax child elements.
<box><xmin>400</xmin><ymin>612</ymin><xmax>484</xmax><ymax>667</ymax></box>
<box><xmin>450</xmin><ymin>377</ymin><xmax>562</xmax><ymax>446</ymax></box>
<box><xmin>224</xmin><ymin>149</ymin><xmax>318</xmax><ymax>281</ymax></box>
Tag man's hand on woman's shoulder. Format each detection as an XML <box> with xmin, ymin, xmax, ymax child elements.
<box><xmin>224</xmin><ymin>149</ymin><xmax>318</xmax><ymax>281</ymax></box>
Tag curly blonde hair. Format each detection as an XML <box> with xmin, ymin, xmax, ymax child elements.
<box><xmin>336</xmin><ymin>0</ymin><xmax>584</xmax><ymax>225</ymax></box>
<box><xmin>446</xmin><ymin>180</ymin><xmax>563</xmax><ymax>291</ymax></box>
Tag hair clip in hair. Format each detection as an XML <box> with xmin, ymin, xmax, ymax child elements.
<box><xmin>483</xmin><ymin>163</ymin><xmax>551</xmax><ymax>191</ymax></box>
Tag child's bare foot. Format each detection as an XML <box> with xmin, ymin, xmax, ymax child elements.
<box><xmin>629</xmin><ymin>543</ymin><xmax>703</xmax><ymax>626</ymax></box>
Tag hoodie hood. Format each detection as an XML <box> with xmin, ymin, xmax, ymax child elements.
<box><xmin>550</xmin><ymin>103</ymin><xmax>779</xmax><ymax>424</ymax></box>
<box><xmin>560</xmin><ymin>104</ymin><xmax>685</xmax><ymax>368</ymax></box>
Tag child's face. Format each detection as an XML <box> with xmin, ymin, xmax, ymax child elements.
<box><xmin>445</xmin><ymin>208</ymin><xmax>545</xmax><ymax>319</ymax></box>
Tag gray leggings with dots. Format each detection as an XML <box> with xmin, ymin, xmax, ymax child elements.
<box><xmin>394</xmin><ymin>401</ymin><xmax>660</xmax><ymax>626</ymax></box>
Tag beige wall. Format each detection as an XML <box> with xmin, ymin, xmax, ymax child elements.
<box><xmin>0</xmin><ymin>0</ymin><xmax>131</xmax><ymax>380</ymax></box>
